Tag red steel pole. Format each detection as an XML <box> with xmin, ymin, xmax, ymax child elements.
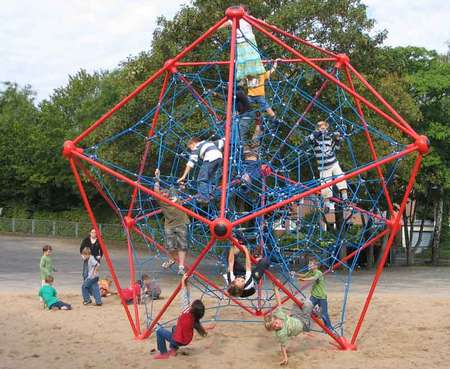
<box><xmin>351</xmin><ymin>154</ymin><xmax>423</xmax><ymax>345</ymax></box>
<box><xmin>125</xmin><ymin>227</ymin><xmax>141</xmax><ymax>335</ymax></box>
<box><xmin>73</xmin><ymin>16</ymin><xmax>228</xmax><ymax>145</ymax></box>
<box><xmin>69</xmin><ymin>158</ymin><xmax>138</xmax><ymax>336</ymax></box>
<box><xmin>175</xmin><ymin>58</ymin><xmax>336</xmax><ymax>67</ymax></box>
<box><xmin>272</xmin><ymin>171</ymin><xmax>387</xmax><ymax>223</ymax></box>
<box><xmin>233</xmin><ymin>145</ymin><xmax>418</xmax><ymax>227</ymax></box>
<box><xmin>243</xmin><ymin>15</ymin><xmax>418</xmax><ymax>141</ymax></box>
<box><xmin>131</xmin><ymin>226</ymin><xmax>258</xmax><ymax>316</ymax></box>
<box><xmin>246</xmin><ymin>15</ymin><xmax>337</xmax><ymax>58</ymax></box>
<box><xmin>177</xmin><ymin>73</ymin><xmax>222</xmax><ymax>121</ymax></box>
<box><xmin>71</xmin><ymin>150</ymin><xmax>212</xmax><ymax>225</ymax></box>
<box><xmin>138</xmin><ymin>237</ymin><xmax>217</xmax><ymax>339</ymax></box>
<box><xmin>274</xmin><ymin>228</ymin><xmax>389</xmax><ymax>310</ymax></box>
<box><xmin>127</xmin><ymin>71</ymin><xmax>171</xmax><ymax>217</ymax></box>
<box><xmin>347</xmin><ymin>63</ymin><xmax>417</xmax><ymax>136</ymax></box>
<box><xmin>219</xmin><ymin>15</ymin><xmax>238</xmax><ymax>218</ymax></box>
<box><xmin>343</xmin><ymin>64</ymin><xmax>395</xmax><ymax>216</ymax></box>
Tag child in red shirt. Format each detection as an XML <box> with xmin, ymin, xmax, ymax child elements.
<box><xmin>153</xmin><ymin>274</ymin><xmax>207</xmax><ymax>360</ymax></box>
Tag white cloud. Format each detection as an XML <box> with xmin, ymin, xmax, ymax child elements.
<box><xmin>0</xmin><ymin>1</ymin><xmax>448</xmax><ymax>101</ymax></box>
<box><xmin>365</xmin><ymin>0</ymin><xmax>449</xmax><ymax>53</ymax></box>
<box><xmin>0</xmin><ymin>0</ymin><xmax>187</xmax><ymax>101</ymax></box>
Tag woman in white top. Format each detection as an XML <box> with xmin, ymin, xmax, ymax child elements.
<box><xmin>220</xmin><ymin>5</ymin><xmax>265</xmax><ymax>81</ymax></box>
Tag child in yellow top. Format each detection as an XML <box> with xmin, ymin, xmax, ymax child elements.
<box><xmin>246</xmin><ymin>59</ymin><xmax>279</xmax><ymax>118</ymax></box>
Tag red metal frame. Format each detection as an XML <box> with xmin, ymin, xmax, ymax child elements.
<box><xmin>64</xmin><ymin>6</ymin><xmax>427</xmax><ymax>352</ymax></box>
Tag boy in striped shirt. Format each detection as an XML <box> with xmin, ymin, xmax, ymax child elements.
<box><xmin>177</xmin><ymin>136</ymin><xmax>225</xmax><ymax>203</ymax></box>
<box><xmin>306</xmin><ymin>121</ymin><xmax>348</xmax><ymax>214</ymax></box>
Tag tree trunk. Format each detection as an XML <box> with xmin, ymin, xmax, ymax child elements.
<box><xmin>378</xmin><ymin>231</ymin><xmax>390</xmax><ymax>267</ymax></box>
<box><xmin>404</xmin><ymin>211</ymin><xmax>413</xmax><ymax>266</ymax></box>
<box><xmin>431</xmin><ymin>195</ymin><xmax>444</xmax><ymax>266</ymax></box>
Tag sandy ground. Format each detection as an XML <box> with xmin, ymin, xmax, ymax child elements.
<box><xmin>1</xmin><ymin>235</ymin><xmax>450</xmax><ymax>369</ymax></box>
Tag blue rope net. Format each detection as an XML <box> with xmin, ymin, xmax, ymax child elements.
<box><xmin>82</xmin><ymin>35</ymin><xmax>405</xmax><ymax>335</ymax></box>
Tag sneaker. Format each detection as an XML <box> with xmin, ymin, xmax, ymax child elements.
<box><xmin>168</xmin><ymin>349</ymin><xmax>178</xmax><ymax>357</ymax></box>
<box><xmin>177</xmin><ymin>266</ymin><xmax>185</xmax><ymax>275</ymax></box>
<box><xmin>162</xmin><ymin>259</ymin><xmax>176</xmax><ymax>269</ymax></box>
<box><xmin>153</xmin><ymin>353</ymin><xmax>170</xmax><ymax>360</ymax></box>
<box><xmin>95</xmin><ymin>303</ymin><xmax>103</xmax><ymax>306</ymax></box>
<box><xmin>83</xmin><ymin>300</ymin><xmax>92</xmax><ymax>305</ymax></box>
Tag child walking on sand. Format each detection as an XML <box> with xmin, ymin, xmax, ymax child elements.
<box><xmin>40</xmin><ymin>245</ymin><xmax>56</xmax><ymax>286</ymax></box>
<box><xmin>39</xmin><ymin>276</ymin><xmax>72</xmax><ymax>310</ymax></box>
<box><xmin>81</xmin><ymin>247</ymin><xmax>102</xmax><ymax>306</ymax></box>
<box><xmin>264</xmin><ymin>285</ymin><xmax>313</xmax><ymax>365</ymax></box>
<box><xmin>153</xmin><ymin>273</ymin><xmax>207</xmax><ymax>360</ymax></box>
<box><xmin>297</xmin><ymin>257</ymin><xmax>332</xmax><ymax>330</ymax></box>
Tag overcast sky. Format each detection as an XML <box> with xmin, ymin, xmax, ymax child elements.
<box><xmin>1</xmin><ymin>0</ymin><xmax>448</xmax><ymax>102</ymax></box>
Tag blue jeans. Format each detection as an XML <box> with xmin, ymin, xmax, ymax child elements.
<box><xmin>49</xmin><ymin>300</ymin><xmax>72</xmax><ymax>310</ymax></box>
<box><xmin>82</xmin><ymin>277</ymin><xmax>102</xmax><ymax>304</ymax></box>
<box><xmin>237</xmin><ymin>113</ymin><xmax>254</xmax><ymax>145</ymax></box>
<box><xmin>156</xmin><ymin>326</ymin><xmax>179</xmax><ymax>354</ymax></box>
<box><xmin>248</xmin><ymin>95</ymin><xmax>270</xmax><ymax>111</ymax></box>
<box><xmin>197</xmin><ymin>158</ymin><xmax>222</xmax><ymax>200</ymax></box>
<box><xmin>310</xmin><ymin>296</ymin><xmax>332</xmax><ymax>330</ymax></box>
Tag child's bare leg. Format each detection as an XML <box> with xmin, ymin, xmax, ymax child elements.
<box><xmin>178</xmin><ymin>250</ymin><xmax>186</xmax><ymax>268</ymax></box>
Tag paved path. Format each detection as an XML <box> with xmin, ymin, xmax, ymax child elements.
<box><xmin>1</xmin><ymin>234</ymin><xmax>449</xmax><ymax>296</ymax></box>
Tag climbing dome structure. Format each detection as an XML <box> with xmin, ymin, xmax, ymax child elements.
<box><xmin>63</xmin><ymin>7</ymin><xmax>428</xmax><ymax>350</ymax></box>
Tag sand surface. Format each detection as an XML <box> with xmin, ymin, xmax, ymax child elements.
<box><xmin>1</xmin><ymin>235</ymin><xmax>450</xmax><ymax>369</ymax></box>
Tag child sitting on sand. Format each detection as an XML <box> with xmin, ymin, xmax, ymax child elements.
<box><xmin>39</xmin><ymin>275</ymin><xmax>72</xmax><ymax>310</ymax></box>
<box><xmin>153</xmin><ymin>273</ymin><xmax>207</xmax><ymax>360</ymax></box>
<box><xmin>264</xmin><ymin>285</ymin><xmax>313</xmax><ymax>365</ymax></box>
<box><xmin>225</xmin><ymin>237</ymin><xmax>270</xmax><ymax>298</ymax></box>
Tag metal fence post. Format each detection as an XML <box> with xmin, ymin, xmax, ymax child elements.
<box><xmin>32</xmin><ymin>219</ymin><xmax>35</xmax><ymax>235</ymax></box>
<box><xmin>12</xmin><ymin>218</ymin><xmax>15</xmax><ymax>233</ymax></box>
<box><xmin>75</xmin><ymin>222</ymin><xmax>79</xmax><ymax>238</ymax></box>
<box><xmin>52</xmin><ymin>221</ymin><xmax>56</xmax><ymax>237</ymax></box>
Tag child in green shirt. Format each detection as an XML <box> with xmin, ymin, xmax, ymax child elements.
<box><xmin>38</xmin><ymin>276</ymin><xmax>72</xmax><ymax>310</ymax></box>
<box><xmin>40</xmin><ymin>245</ymin><xmax>56</xmax><ymax>285</ymax></box>
<box><xmin>297</xmin><ymin>258</ymin><xmax>332</xmax><ymax>330</ymax></box>
<box><xmin>264</xmin><ymin>286</ymin><xmax>313</xmax><ymax>366</ymax></box>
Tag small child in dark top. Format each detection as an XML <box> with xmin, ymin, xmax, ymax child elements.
<box><xmin>225</xmin><ymin>239</ymin><xmax>270</xmax><ymax>298</ymax></box>
<box><xmin>240</xmin><ymin>145</ymin><xmax>261</xmax><ymax>193</ymax></box>
<box><xmin>153</xmin><ymin>274</ymin><xmax>207</xmax><ymax>360</ymax></box>
<box><xmin>236</xmin><ymin>88</ymin><xmax>255</xmax><ymax>146</ymax></box>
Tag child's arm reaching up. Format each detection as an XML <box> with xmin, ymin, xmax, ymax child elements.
<box><xmin>180</xmin><ymin>273</ymin><xmax>191</xmax><ymax>312</ymax></box>
<box><xmin>242</xmin><ymin>245</ymin><xmax>251</xmax><ymax>273</ymax></box>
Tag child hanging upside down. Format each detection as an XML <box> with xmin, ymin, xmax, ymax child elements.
<box><xmin>225</xmin><ymin>237</ymin><xmax>270</xmax><ymax>298</ymax></box>
<box><xmin>177</xmin><ymin>136</ymin><xmax>225</xmax><ymax>204</ymax></box>
<box><xmin>264</xmin><ymin>285</ymin><xmax>313</xmax><ymax>366</ymax></box>
<box><xmin>305</xmin><ymin>120</ymin><xmax>348</xmax><ymax>213</ymax></box>
<box><xmin>153</xmin><ymin>273</ymin><xmax>207</xmax><ymax>360</ymax></box>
